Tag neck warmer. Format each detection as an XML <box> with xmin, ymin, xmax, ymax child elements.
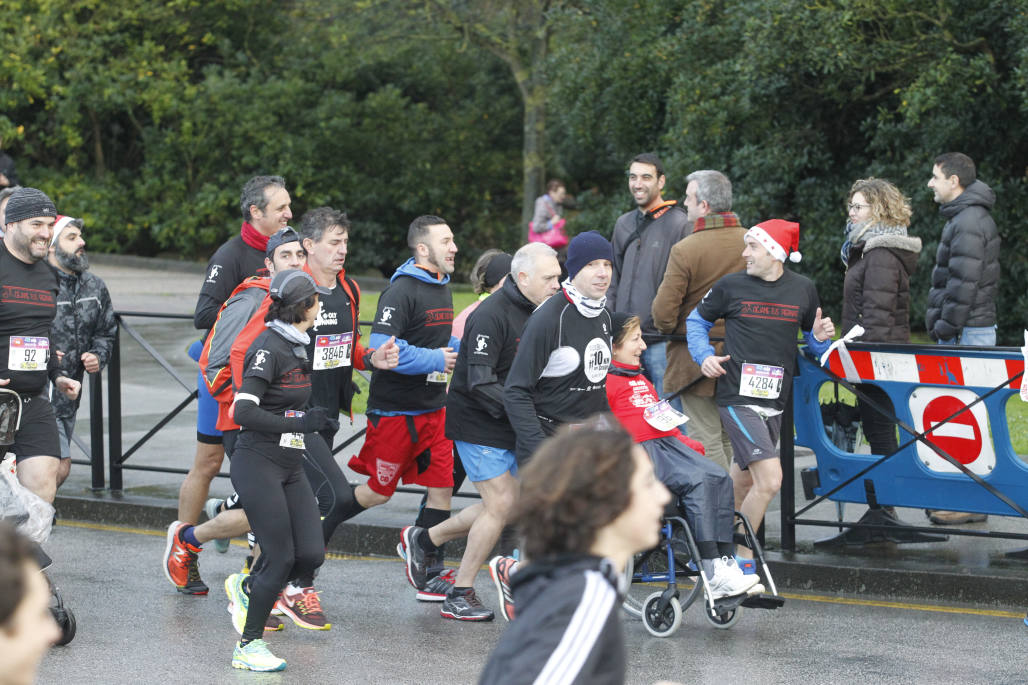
<box><xmin>240</xmin><ymin>221</ymin><xmax>270</xmax><ymax>252</ymax></box>
<box><xmin>265</xmin><ymin>319</ymin><xmax>310</xmax><ymax>346</ymax></box>
<box><xmin>562</xmin><ymin>279</ymin><xmax>607</xmax><ymax>318</ymax></box>
<box><xmin>840</xmin><ymin>221</ymin><xmax>908</xmax><ymax>267</ymax></box>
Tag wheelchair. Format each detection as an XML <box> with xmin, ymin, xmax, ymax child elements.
<box><xmin>622</xmin><ymin>506</ymin><xmax>785</xmax><ymax>637</ymax></box>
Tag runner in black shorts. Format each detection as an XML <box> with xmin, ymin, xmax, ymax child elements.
<box><xmin>687</xmin><ymin>220</ymin><xmax>833</xmax><ymax>557</ymax></box>
<box><xmin>0</xmin><ymin>188</ymin><xmax>81</xmax><ymax>504</ymax></box>
<box><xmin>223</xmin><ymin>269</ymin><xmax>334</xmax><ymax>672</ymax></box>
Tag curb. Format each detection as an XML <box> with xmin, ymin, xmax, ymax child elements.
<box><xmin>56</xmin><ymin>492</ymin><xmax>1028</xmax><ymax>608</ymax></box>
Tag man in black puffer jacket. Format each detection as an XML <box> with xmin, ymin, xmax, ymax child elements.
<box><xmin>925</xmin><ymin>152</ymin><xmax>1000</xmax><ymax>345</ymax></box>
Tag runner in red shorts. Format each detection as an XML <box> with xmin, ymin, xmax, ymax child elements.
<box><xmin>344</xmin><ymin>216</ymin><xmax>460</xmax><ymax>594</ymax></box>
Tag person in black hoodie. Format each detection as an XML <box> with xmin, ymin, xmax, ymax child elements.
<box><xmin>479</xmin><ymin>418</ymin><xmax>671</xmax><ymax>685</ymax></box>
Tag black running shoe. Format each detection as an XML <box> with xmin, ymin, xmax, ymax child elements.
<box><xmin>401</xmin><ymin>526</ymin><xmax>429</xmax><ymax>590</ymax></box>
<box><xmin>440</xmin><ymin>589</ymin><xmax>494</xmax><ymax>622</ymax></box>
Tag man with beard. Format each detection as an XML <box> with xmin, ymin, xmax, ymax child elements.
<box><xmin>48</xmin><ymin>216</ymin><xmax>116</xmax><ymax>486</ymax></box>
<box><xmin>0</xmin><ymin>188</ymin><xmax>81</xmax><ymax>504</ymax></box>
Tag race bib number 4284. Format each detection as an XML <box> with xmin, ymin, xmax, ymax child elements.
<box><xmin>739</xmin><ymin>363</ymin><xmax>784</xmax><ymax>400</ymax></box>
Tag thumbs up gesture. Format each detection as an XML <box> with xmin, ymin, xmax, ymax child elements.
<box><xmin>371</xmin><ymin>336</ymin><xmax>399</xmax><ymax>369</ymax></box>
<box><xmin>812</xmin><ymin>307</ymin><xmax>835</xmax><ymax>343</ymax></box>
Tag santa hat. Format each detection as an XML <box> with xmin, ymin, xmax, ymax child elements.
<box><xmin>50</xmin><ymin>215</ymin><xmax>77</xmax><ymax>247</ymax></box>
<box><xmin>744</xmin><ymin>219</ymin><xmax>801</xmax><ymax>263</ymax></box>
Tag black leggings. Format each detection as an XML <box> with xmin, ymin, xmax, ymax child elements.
<box><xmin>231</xmin><ymin>438</ymin><xmax>325</xmax><ymax>642</ymax></box>
<box><xmin>297</xmin><ymin>432</ymin><xmax>354</xmax><ymax>584</ymax></box>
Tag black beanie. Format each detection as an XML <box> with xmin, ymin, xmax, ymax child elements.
<box><xmin>4</xmin><ymin>187</ymin><xmax>57</xmax><ymax>225</ymax></box>
<box><xmin>484</xmin><ymin>252</ymin><xmax>513</xmax><ymax>289</ymax></box>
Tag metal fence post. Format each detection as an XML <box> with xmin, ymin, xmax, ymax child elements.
<box><xmin>780</xmin><ymin>393</ymin><xmax>797</xmax><ymax>552</ymax></box>
<box><xmin>108</xmin><ymin>327</ymin><xmax>123</xmax><ymax>493</ymax></box>
<box><xmin>88</xmin><ymin>370</ymin><xmax>105</xmax><ymax>491</ymax></box>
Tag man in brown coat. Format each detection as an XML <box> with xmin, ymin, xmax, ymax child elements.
<box><xmin>652</xmin><ymin>170</ymin><xmax>745</xmax><ymax>472</ymax></box>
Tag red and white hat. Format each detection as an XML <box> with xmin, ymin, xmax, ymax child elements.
<box><xmin>744</xmin><ymin>219</ymin><xmax>801</xmax><ymax>263</ymax></box>
<box><xmin>50</xmin><ymin>215</ymin><xmax>77</xmax><ymax>247</ymax></box>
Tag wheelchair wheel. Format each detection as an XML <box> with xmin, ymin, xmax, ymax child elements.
<box><xmin>621</xmin><ymin>556</ymin><xmax>643</xmax><ymax>618</ymax></box>
<box><xmin>51</xmin><ymin>604</ymin><xmax>76</xmax><ymax>646</ymax></box>
<box><xmin>703</xmin><ymin>596</ymin><xmax>742</xmax><ymax>630</ymax></box>
<box><xmin>643</xmin><ymin>592</ymin><xmax>682</xmax><ymax>637</ymax></box>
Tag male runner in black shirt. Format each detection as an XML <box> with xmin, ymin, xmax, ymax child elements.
<box><xmin>0</xmin><ymin>187</ymin><xmax>81</xmax><ymax>503</ymax></box>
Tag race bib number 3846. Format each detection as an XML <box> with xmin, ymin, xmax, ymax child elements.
<box><xmin>313</xmin><ymin>333</ymin><xmax>353</xmax><ymax>370</ymax></box>
<box><xmin>8</xmin><ymin>336</ymin><xmax>49</xmax><ymax>372</ymax></box>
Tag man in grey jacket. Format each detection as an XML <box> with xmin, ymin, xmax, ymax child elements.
<box><xmin>609</xmin><ymin>153</ymin><xmax>689</xmax><ymax>395</ymax></box>
<box><xmin>925</xmin><ymin>152</ymin><xmax>1001</xmax><ymax>526</ymax></box>
<box><xmin>48</xmin><ymin>216</ymin><xmax>116</xmax><ymax>484</ymax></box>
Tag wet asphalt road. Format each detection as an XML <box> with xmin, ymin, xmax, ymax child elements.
<box><xmin>36</xmin><ymin>522</ymin><xmax>1027</xmax><ymax>685</ymax></box>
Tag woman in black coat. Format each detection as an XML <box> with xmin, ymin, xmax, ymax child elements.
<box><xmin>840</xmin><ymin>178</ymin><xmax>921</xmax><ymax>461</ymax></box>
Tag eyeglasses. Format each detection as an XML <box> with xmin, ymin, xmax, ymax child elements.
<box><xmin>847</xmin><ymin>203</ymin><xmax>870</xmax><ymax>212</ymax></box>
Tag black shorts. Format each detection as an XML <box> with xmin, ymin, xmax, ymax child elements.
<box><xmin>11</xmin><ymin>394</ymin><xmax>61</xmax><ymax>461</ymax></box>
<box><xmin>718</xmin><ymin>405</ymin><xmax>782</xmax><ymax>470</ymax></box>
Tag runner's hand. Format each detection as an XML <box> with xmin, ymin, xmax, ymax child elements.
<box><xmin>439</xmin><ymin>347</ymin><xmax>457</xmax><ymax>373</ymax></box>
<box><xmin>371</xmin><ymin>336</ymin><xmax>399</xmax><ymax>370</ymax></box>
<box><xmin>81</xmin><ymin>352</ymin><xmax>100</xmax><ymax>374</ymax></box>
<box><xmin>812</xmin><ymin>307</ymin><xmax>835</xmax><ymax>342</ymax></box>
<box><xmin>700</xmin><ymin>354</ymin><xmax>730</xmax><ymax>378</ymax></box>
<box><xmin>55</xmin><ymin>376</ymin><xmax>81</xmax><ymax>400</ymax></box>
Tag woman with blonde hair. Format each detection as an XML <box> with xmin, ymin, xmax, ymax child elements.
<box><xmin>840</xmin><ymin>178</ymin><xmax>921</xmax><ymax>476</ymax></box>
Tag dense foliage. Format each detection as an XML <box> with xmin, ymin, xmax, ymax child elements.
<box><xmin>3</xmin><ymin>0</ymin><xmax>1027</xmax><ymax>340</ymax></box>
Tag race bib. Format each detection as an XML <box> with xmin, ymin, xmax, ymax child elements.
<box><xmin>739</xmin><ymin>363</ymin><xmax>784</xmax><ymax>400</ymax></box>
<box><xmin>8</xmin><ymin>336</ymin><xmax>49</xmax><ymax>372</ymax></box>
<box><xmin>426</xmin><ymin>371</ymin><xmax>449</xmax><ymax>384</ymax></box>
<box><xmin>643</xmin><ymin>400</ymin><xmax>688</xmax><ymax>431</ymax></box>
<box><xmin>280</xmin><ymin>410</ymin><xmax>306</xmax><ymax>449</ymax></box>
<box><xmin>313</xmin><ymin>333</ymin><xmax>353</xmax><ymax>370</ymax></box>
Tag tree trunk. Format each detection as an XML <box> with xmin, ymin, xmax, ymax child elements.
<box><xmin>521</xmin><ymin>84</ymin><xmax>545</xmax><ymax>230</ymax></box>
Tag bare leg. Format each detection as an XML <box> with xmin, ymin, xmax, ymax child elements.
<box><xmin>735</xmin><ymin>458</ymin><xmax>782</xmax><ymax>559</ymax></box>
<box><xmin>16</xmin><ymin>456</ymin><xmax>60</xmax><ymax>503</ymax></box>
<box><xmin>177</xmin><ymin>441</ymin><xmax>225</xmax><ymax>523</ymax></box>
<box><xmin>193</xmin><ymin>508</ymin><xmax>250</xmax><ymax>545</ymax></box>
<box><xmin>452</xmin><ymin>473</ymin><xmax>518</xmax><ymax>588</ymax></box>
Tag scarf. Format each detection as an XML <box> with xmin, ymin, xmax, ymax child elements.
<box><xmin>562</xmin><ymin>280</ymin><xmax>607</xmax><ymax>318</ymax></box>
<box><xmin>266</xmin><ymin>319</ymin><xmax>310</xmax><ymax>347</ymax></box>
<box><xmin>693</xmin><ymin>212</ymin><xmax>742</xmax><ymax>233</ymax></box>
<box><xmin>240</xmin><ymin>221</ymin><xmax>270</xmax><ymax>252</ymax></box>
<box><xmin>840</xmin><ymin>221</ymin><xmax>908</xmax><ymax>267</ymax></box>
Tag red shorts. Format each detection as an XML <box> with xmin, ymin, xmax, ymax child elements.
<box><xmin>349</xmin><ymin>409</ymin><xmax>453</xmax><ymax>497</ymax></box>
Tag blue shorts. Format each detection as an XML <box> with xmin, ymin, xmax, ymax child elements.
<box><xmin>454</xmin><ymin>441</ymin><xmax>517</xmax><ymax>483</ymax></box>
<box><xmin>189</xmin><ymin>339</ymin><xmax>222</xmax><ymax>443</ymax></box>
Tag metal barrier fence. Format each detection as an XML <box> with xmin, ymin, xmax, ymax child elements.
<box><xmin>79</xmin><ymin>311</ymin><xmax>479</xmax><ymax>499</ymax></box>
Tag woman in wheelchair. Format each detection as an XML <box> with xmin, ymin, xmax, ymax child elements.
<box><xmin>606</xmin><ymin>312</ymin><xmax>761</xmax><ymax>599</ymax></box>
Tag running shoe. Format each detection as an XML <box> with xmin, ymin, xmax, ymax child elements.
<box><xmin>203</xmin><ymin>498</ymin><xmax>231</xmax><ymax>554</ymax></box>
<box><xmin>275</xmin><ymin>583</ymin><xmax>331</xmax><ymax>630</ymax></box>
<box><xmin>232</xmin><ymin>639</ymin><xmax>286</xmax><ymax>672</ymax></box>
<box><xmin>416</xmin><ymin>568</ymin><xmax>456</xmax><ymax>602</ymax></box>
<box><xmin>441</xmin><ymin>588</ymin><xmax>494</xmax><ymax>621</ymax></box>
<box><xmin>400</xmin><ymin>525</ymin><xmax>429</xmax><ymax>590</ymax></box>
<box><xmin>708</xmin><ymin>556</ymin><xmax>761</xmax><ymax>600</ymax></box>
<box><xmin>163</xmin><ymin>521</ymin><xmax>208</xmax><ymax>595</ymax></box>
<box><xmin>489</xmin><ymin>555</ymin><xmax>518</xmax><ymax>621</ymax></box>
<box><xmin>225</xmin><ymin>573</ymin><xmax>250</xmax><ymax>635</ymax></box>
<box><xmin>227</xmin><ymin>602</ymin><xmax>283</xmax><ymax>631</ymax></box>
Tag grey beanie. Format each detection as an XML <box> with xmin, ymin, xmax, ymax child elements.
<box><xmin>4</xmin><ymin>187</ymin><xmax>57</xmax><ymax>225</ymax></box>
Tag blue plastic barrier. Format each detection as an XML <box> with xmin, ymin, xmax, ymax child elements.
<box><xmin>793</xmin><ymin>341</ymin><xmax>1028</xmax><ymax>516</ymax></box>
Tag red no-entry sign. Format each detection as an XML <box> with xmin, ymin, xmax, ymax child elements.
<box><xmin>909</xmin><ymin>388</ymin><xmax>996</xmax><ymax>475</ymax></box>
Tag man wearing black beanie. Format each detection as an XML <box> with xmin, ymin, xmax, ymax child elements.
<box><xmin>1</xmin><ymin>187</ymin><xmax>82</xmax><ymax>504</ymax></box>
<box><xmin>504</xmin><ymin>230</ymin><xmax>615</xmax><ymax>463</ymax></box>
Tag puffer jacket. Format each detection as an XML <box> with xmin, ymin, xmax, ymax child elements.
<box><xmin>925</xmin><ymin>180</ymin><xmax>1000</xmax><ymax>341</ymax></box>
<box><xmin>842</xmin><ymin>233</ymin><xmax>922</xmax><ymax>342</ymax></box>
<box><xmin>51</xmin><ymin>269</ymin><xmax>117</xmax><ymax>418</ymax></box>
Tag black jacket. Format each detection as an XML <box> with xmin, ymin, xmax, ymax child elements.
<box><xmin>50</xmin><ymin>269</ymin><xmax>117</xmax><ymax>418</ymax></box>
<box><xmin>479</xmin><ymin>556</ymin><xmax>626</xmax><ymax>685</ymax></box>
<box><xmin>503</xmin><ymin>289</ymin><xmax>612</xmax><ymax>462</ymax></box>
<box><xmin>841</xmin><ymin>233</ymin><xmax>921</xmax><ymax>343</ymax></box>
<box><xmin>194</xmin><ymin>233</ymin><xmax>267</xmax><ymax>332</ymax></box>
<box><xmin>446</xmin><ymin>278</ymin><xmax>537</xmax><ymax>449</ymax></box>
<box><xmin>925</xmin><ymin>180</ymin><xmax>1000</xmax><ymax>341</ymax></box>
